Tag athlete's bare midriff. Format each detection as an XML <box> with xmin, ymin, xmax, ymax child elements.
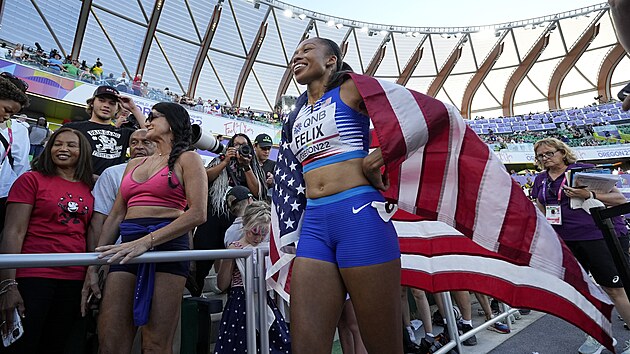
<box><xmin>303</xmin><ymin>158</ymin><xmax>370</xmax><ymax>199</ymax></box>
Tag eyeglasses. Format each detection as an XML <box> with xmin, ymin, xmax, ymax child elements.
<box><xmin>146</xmin><ymin>112</ymin><xmax>165</xmax><ymax>123</ymax></box>
<box><xmin>535</xmin><ymin>150</ymin><xmax>558</xmax><ymax>161</ymax></box>
<box><xmin>0</xmin><ymin>72</ymin><xmax>28</xmax><ymax>93</ymax></box>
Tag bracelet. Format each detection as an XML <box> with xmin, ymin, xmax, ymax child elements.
<box><xmin>0</xmin><ymin>279</ymin><xmax>16</xmax><ymax>288</ymax></box>
<box><xmin>149</xmin><ymin>232</ymin><xmax>156</xmax><ymax>251</ymax></box>
<box><xmin>0</xmin><ymin>280</ymin><xmax>18</xmax><ymax>296</ymax></box>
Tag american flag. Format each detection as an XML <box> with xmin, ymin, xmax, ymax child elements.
<box><xmin>266</xmin><ymin>73</ymin><xmax>614</xmax><ymax>349</ymax></box>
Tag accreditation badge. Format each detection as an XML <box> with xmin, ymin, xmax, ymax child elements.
<box><xmin>545</xmin><ymin>205</ymin><xmax>562</xmax><ymax>225</ymax></box>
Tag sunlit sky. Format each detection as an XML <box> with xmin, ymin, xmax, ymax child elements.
<box><xmin>285</xmin><ymin>0</ymin><xmax>604</xmax><ymax>27</ymax></box>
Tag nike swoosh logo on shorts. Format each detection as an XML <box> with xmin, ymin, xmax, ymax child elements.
<box><xmin>352</xmin><ymin>202</ymin><xmax>371</xmax><ymax>214</ymax></box>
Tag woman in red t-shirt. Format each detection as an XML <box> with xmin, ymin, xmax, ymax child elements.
<box><xmin>0</xmin><ymin>128</ymin><xmax>94</xmax><ymax>354</ymax></box>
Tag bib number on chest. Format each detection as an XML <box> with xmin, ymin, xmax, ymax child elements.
<box><xmin>292</xmin><ymin>103</ymin><xmax>340</xmax><ymax>162</ymax></box>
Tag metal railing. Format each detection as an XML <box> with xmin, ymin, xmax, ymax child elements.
<box><xmin>0</xmin><ymin>249</ymin><xmax>258</xmax><ymax>354</ymax></box>
<box><xmin>434</xmin><ymin>292</ymin><xmax>520</xmax><ymax>354</ymax></box>
<box><xmin>0</xmin><ymin>248</ymin><xmax>522</xmax><ymax>353</ymax></box>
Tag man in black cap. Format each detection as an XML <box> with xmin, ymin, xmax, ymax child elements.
<box><xmin>65</xmin><ymin>85</ymin><xmax>146</xmax><ymax>175</ymax></box>
<box><xmin>254</xmin><ymin>133</ymin><xmax>275</xmax><ymax>198</ymax></box>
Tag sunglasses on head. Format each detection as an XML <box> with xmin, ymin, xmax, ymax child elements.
<box><xmin>0</xmin><ymin>72</ymin><xmax>28</xmax><ymax>93</ymax></box>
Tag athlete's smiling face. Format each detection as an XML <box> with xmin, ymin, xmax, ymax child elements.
<box><xmin>291</xmin><ymin>38</ymin><xmax>338</xmax><ymax>85</ymax></box>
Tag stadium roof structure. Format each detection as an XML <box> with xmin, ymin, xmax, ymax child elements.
<box><xmin>0</xmin><ymin>0</ymin><xmax>628</xmax><ymax>118</ymax></box>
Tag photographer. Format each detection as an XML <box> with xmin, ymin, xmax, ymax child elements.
<box><xmin>190</xmin><ymin>133</ymin><xmax>267</xmax><ymax>296</ymax></box>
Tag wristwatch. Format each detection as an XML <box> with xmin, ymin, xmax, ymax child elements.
<box><xmin>240</xmin><ymin>165</ymin><xmax>251</xmax><ymax>172</ymax></box>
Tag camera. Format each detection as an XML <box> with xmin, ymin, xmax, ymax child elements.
<box><xmin>238</xmin><ymin>145</ymin><xmax>251</xmax><ymax>157</ymax></box>
<box><xmin>191</xmin><ymin>124</ymin><xmax>226</xmax><ymax>154</ymax></box>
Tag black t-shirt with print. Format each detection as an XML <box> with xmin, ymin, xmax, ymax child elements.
<box><xmin>64</xmin><ymin>120</ymin><xmax>133</xmax><ymax>175</ymax></box>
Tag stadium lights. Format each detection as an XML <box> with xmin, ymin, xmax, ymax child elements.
<box><xmin>412</xmin><ymin>32</ymin><xmax>420</xmax><ymax>37</ymax></box>
<box><xmin>265</xmin><ymin>1</ymin><xmax>605</xmax><ymax>37</ymax></box>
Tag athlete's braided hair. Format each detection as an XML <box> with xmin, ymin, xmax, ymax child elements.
<box><xmin>152</xmin><ymin>102</ymin><xmax>193</xmax><ymax>188</ymax></box>
<box><xmin>314</xmin><ymin>38</ymin><xmax>354</xmax><ymax>90</ymax></box>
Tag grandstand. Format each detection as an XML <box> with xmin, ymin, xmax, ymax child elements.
<box><xmin>0</xmin><ymin>0</ymin><xmax>628</xmax><ymax>119</ymax></box>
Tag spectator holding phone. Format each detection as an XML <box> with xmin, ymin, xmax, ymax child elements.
<box><xmin>0</xmin><ymin>128</ymin><xmax>94</xmax><ymax>354</ymax></box>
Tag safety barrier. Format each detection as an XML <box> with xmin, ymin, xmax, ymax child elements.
<box><xmin>0</xmin><ymin>249</ymin><xmax>258</xmax><ymax>354</ymax></box>
<box><xmin>0</xmin><ymin>248</ymin><xmax>520</xmax><ymax>353</ymax></box>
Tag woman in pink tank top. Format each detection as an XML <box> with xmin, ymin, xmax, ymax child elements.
<box><xmin>82</xmin><ymin>102</ymin><xmax>208</xmax><ymax>353</ymax></box>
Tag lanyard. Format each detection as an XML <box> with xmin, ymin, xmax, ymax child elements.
<box><xmin>1</xmin><ymin>120</ymin><xmax>13</xmax><ymax>165</ymax></box>
<box><xmin>542</xmin><ymin>174</ymin><xmax>566</xmax><ymax>205</ymax></box>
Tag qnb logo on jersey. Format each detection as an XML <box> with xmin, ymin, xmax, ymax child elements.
<box><xmin>293</xmin><ymin>122</ymin><xmax>302</xmax><ymax>135</ymax></box>
<box><xmin>613</xmin><ymin>275</ymin><xmax>620</xmax><ymax>284</ymax></box>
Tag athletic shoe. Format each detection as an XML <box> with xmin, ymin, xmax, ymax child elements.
<box><xmin>518</xmin><ymin>309</ymin><xmax>531</xmax><ymax>315</ymax></box>
<box><xmin>406</xmin><ymin>326</ymin><xmax>417</xmax><ymax>344</ymax></box>
<box><xmin>418</xmin><ymin>337</ymin><xmax>433</xmax><ymax>353</ymax></box>
<box><xmin>460</xmin><ymin>323</ymin><xmax>477</xmax><ymax>346</ymax></box>
<box><xmin>426</xmin><ymin>333</ymin><xmax>449</xmax><ymax>353</ymax></box>
<box><xmin>487</xmin><ymin>321</ymin><xmax>510</xmax><ymax>334</ymax></box>
<box><xmin>621</xmin><ymin>339</ymin><xmax>630</xmax><ymax>354</ymax></box>
<box><xmin>404</xmin><ymin>341</ymin><xmax>424</xmax><ymax>354</ymax></box>
<box><xmin>578</xmin><ymin>335</ymin><xmax>616</xmax><ymax>354</ymax></box>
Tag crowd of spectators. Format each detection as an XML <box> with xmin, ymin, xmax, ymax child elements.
<box><xmin>0</xmin><ymin>41</ymin><xmax>283</xmax><ymax>127</ymax></box>
<box><xmin>479</xmin><ymin>127</ymin><xmax>621</xmax><ymax>150</ymax></box>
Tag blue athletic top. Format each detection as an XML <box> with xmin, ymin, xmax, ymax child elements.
<box><xmin>289</xmin><ymin>86</ymin><xmax>370</xmax><ymax>173</ymax></box>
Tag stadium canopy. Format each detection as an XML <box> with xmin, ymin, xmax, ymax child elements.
<box><xmin>0</xmin><ymin>0</ymin><xmax>628</xmax><ymax>118</ymax></box>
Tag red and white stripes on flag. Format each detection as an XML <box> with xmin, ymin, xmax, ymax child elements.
<box><xmin>267</xmin><ymin>73</ymin><xmax>614</xmax><ymax>350</ymax></box>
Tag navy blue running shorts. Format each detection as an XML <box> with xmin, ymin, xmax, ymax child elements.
<box><xmin>296</xmin><ymin>185</ymin><xmax>400</xmax><ymax>268</ymax></box>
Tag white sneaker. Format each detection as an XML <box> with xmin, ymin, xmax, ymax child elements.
<box><xmin>406</xmin><ymin>326</ymin><xmax>416</xmax><ymax>343</ymax></box>
<box><xmin>577</xmin><ymin>335</ymin><xmax>616</xmax><ymax>354</ymax></box>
